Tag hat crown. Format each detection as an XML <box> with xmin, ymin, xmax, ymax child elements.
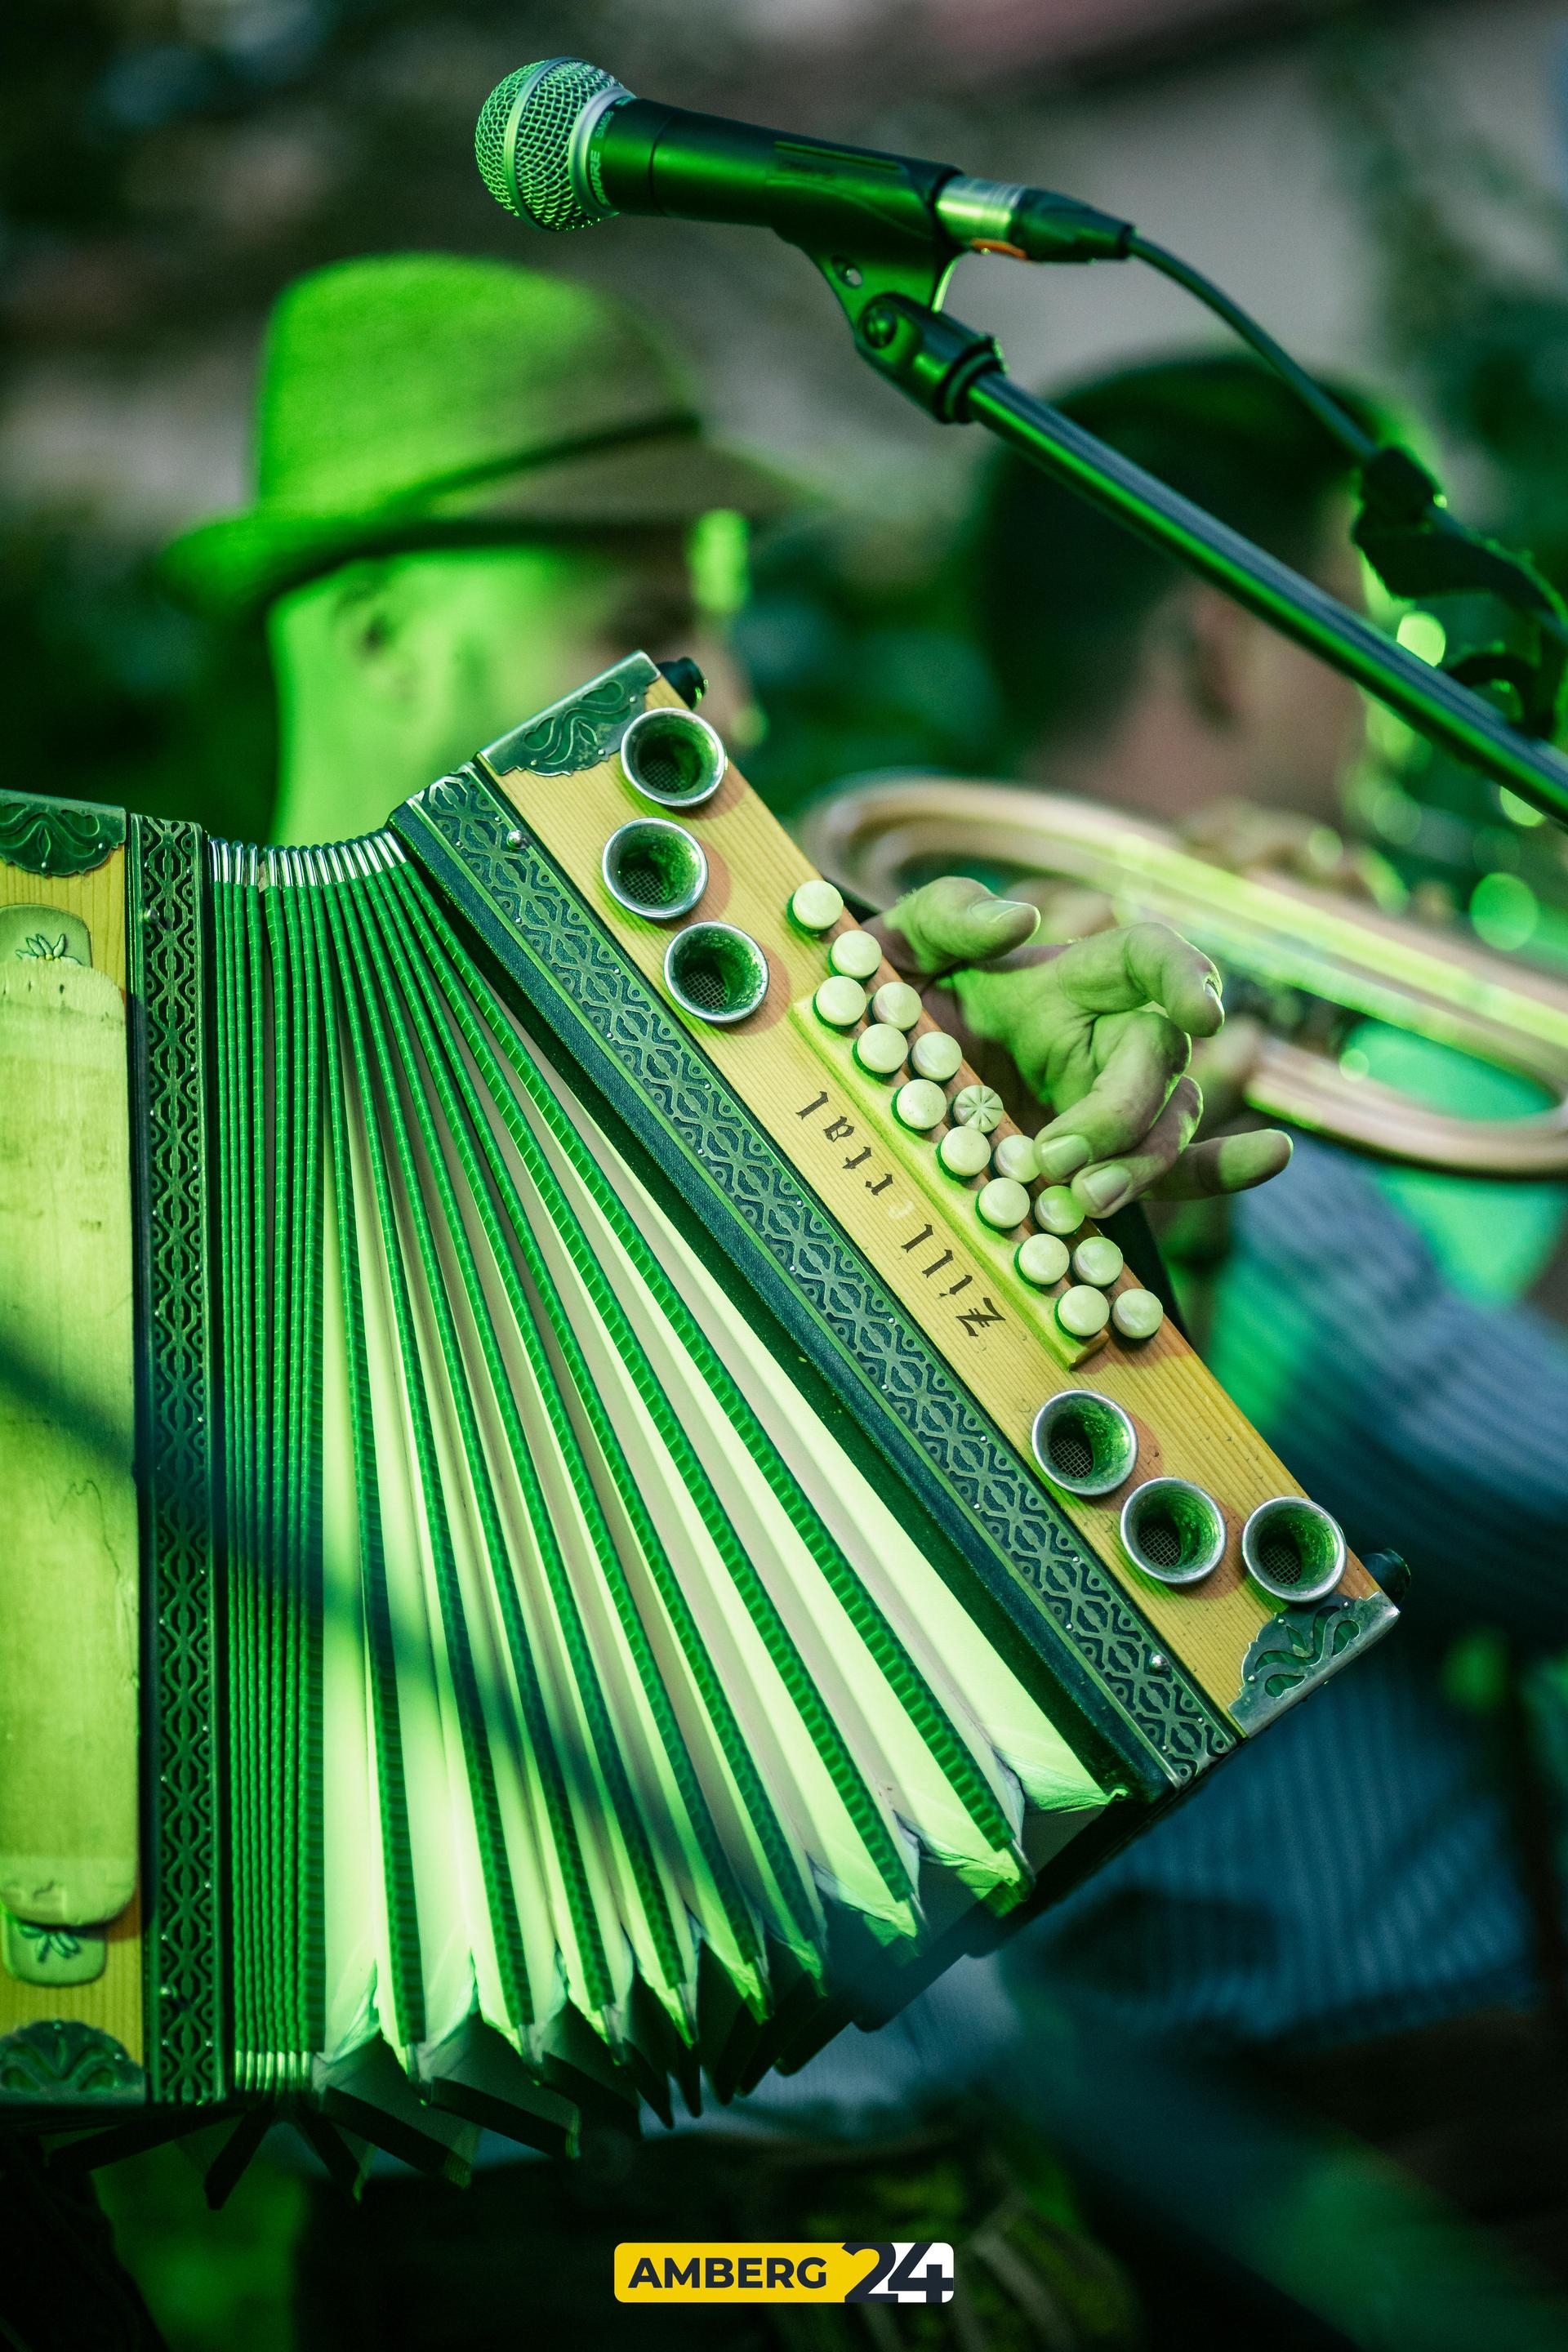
<box><xmin>161</xmin><ymin>248</ymin><xmax>791</xmax><ymax>613</ymax></box>
<box><xmin>255</xmin><ymin>254</ymin><xmax>692</xmax><ymax>514</ymax></box>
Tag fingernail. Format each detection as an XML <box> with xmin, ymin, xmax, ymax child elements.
<box><xmin>1078</xmin><ymin>1163</ymin><xmax>1129</xmax><ymax>1214</ymax></box>
<box><xmin>1205</xmin><ymin>973</ymin><xmax>1223</xmax><ymax>1006</ymax></box>
<box><xmin>1037</xmin><ymin>1134</ymin><xmax>1090</xmax><ymax>1178</ymax></box>
<box><xmin>976</xmin><ymin>897</ymin><xmax>1037</xmax><ymax>932</ymax></box>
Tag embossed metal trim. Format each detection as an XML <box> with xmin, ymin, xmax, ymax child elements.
<box><xmin>0</xmin><ymin>791</ymin><xmax>125</xmax><ymax>877</ymax></box>
<box><xmin>0</xmin><ymin>2020</ymin><xmax>145</xmax><ymax>2105</ymax></box>
<box><xmin>1232</xmin><ymin>1592</ymin><xmax>1397</xmax><ymax>1733</ymax></box>
<box><xmin>128</xmin><ymin>815</ymin><xmax>222</xmax><ymax>2105</ymax></box>
<box><xmin>399</xmin><ymin>769</ymin><xmax>1232</xmax><ymax>1787</ymax></box>
<box><xmin>481</xmin><ymin>652</ymin><xmax>659</xmax><ymax>781</ymax></box>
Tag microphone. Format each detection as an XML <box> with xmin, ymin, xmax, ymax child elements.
<box><xmin>474</xmin><ymin>57</ymin><xmax>1131</xmax><ymax>265</ymax></box>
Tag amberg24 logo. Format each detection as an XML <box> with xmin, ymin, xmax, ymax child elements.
<box><xmin>615</xmin><ymin>2240</ymin><xmax>956</xmax><ymax>2304</ymax></box>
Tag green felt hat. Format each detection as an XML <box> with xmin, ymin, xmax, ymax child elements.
<box><xmin>162</xmin><ymin>253</ymin><xmax>795</xmax><ymax>616</ymax></box>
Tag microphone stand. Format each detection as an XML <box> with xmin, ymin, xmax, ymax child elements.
<box><xmin>820</xmin><ymin>277</ymin><xmax>1568</xmax><ymax>830</ymax></box>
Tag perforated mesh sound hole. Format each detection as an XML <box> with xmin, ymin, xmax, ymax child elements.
<box><xmin>623</xmin><ymin>710</ymin><xmax>724</xmax><ymax>806</ymax></box>
<box><xmin>474</xmin><ymin>59</ymin><xmax>626</xmax><ymax>231</ymax></box>
<box><xmin>619</xmin><ymin>854</ymin><xmax>666</xmax><ymax>906</ymax></box>
<box><xmin>1031</xmin><ymin>1390</ymin><xmax>1135</xmax><ymax>1498</ymax></box>
<box><xmin>604</xmin><ymin>820</ymin><xmax>706</xmax><ymax>920</ymax></box>
<box><xmin>1242</xmin><ymin>1499</ymin><xmax>1344</xmax><ymax>1601</ymax></box>
<box><xmin>1047</xmin><ymin>1417</ymin><xmax>1094</xmax><ymax>1482</ymax></box>
<box><xmin>665</xmin><ymin>924</ymin><xmax>768</xmax><ymax>1024</ymax></box>
<box><xmin>1121</xmin><ymin>1480</ymin><xmax>1225</xmax><ymax>1585</ymax></box>
<box><xmin>642</xmin><ymin>742</ymin><xmax>701</xmax><ymax>796</ymax></box>
<box><xmin>681</xmin><ymin>956</ymin><xmax>727</xmax><ymax>1009</ymax></box>
<box><xmin>1138</xmin><ymin>1508</ymin><xmax>1182</xmax><ymax>1570</ymax></box>
<box><xmin>1259</xmin><ymin>1530</ymin><xmax>1307</xmax><ymax>1587</ymax></box>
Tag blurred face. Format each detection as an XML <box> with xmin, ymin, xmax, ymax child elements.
<box><xmin>1026</xmin><ymin>490</ymin><xmax>1370</xmax><ymax>835</ymax></box>
<box><xmin>1224</xmin><ymin>500</ymin><xmax>1368</xmax><ymax>826</ymax></box>
<box><xmin>269</xmin><ymin>535</ymin><xmax>751</xmax><ymax>843</ymax></box>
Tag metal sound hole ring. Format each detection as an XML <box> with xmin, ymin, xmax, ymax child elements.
<box><xmin>602</xmin><ymin>819</ymin><xmax>708</xmax><ymax>923</ymax></box>
<box><xmin>1241</xmin><ymin>1497</ymin><xmax>1346</xmax><ymax>1605</ymax></box>
<box><xmin>663</xmin><ymin>922</ymin><xmax>769</xmax><ymax>1026</ymax></box>
<box><xmin>1030</xmin><ymin>1391</ymin><xmax>1137</xmax><ymax>1499</ymax></box>
<box><xmin>1120</xmin><ymin>1478</ymin><xmax>1227</xmax><ymax>1587</ymax></box>
<box><xmin>619</xmin><ymin>706</ymin><xmax>728</xmax><ymax>809</ymax></box>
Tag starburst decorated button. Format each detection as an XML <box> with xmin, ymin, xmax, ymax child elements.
<box><xmin>952</xmin><ymin>1084</ymin><xmax>1004</xmax><ymax>1134</ymax></box>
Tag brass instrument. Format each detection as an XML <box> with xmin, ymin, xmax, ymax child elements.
<box><xmin>801</xmin><ymin>777</ymin><xmax>1568</xmax><ymax>1180</ymax></box>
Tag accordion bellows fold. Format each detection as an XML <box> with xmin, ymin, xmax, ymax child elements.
<box><xmin>0</xmin><ymin>658</ymin><xmax>1396</xmax><ymax>2160</ymax></box>
<box><xmin>212</xmin><ymin>837</ymin><xmax>1103</xmax><ymax>2124</ymax></box>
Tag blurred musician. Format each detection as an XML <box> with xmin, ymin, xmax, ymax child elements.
<box><xmin>969</xmin><ymin>353</ymin><xmax>1568</xmax><ymax>2287</ymax></box>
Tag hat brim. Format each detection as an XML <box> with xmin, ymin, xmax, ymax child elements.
<box><xmin>162</xmin><ymin>430</ymin><xmax>802</xmax><ymax>617</ymax></box>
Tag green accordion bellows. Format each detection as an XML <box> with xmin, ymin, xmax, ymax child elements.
<box><xmin>205</xmin><ymin>834</ymin><xmax>1105</xmax><ymax>2139</ymax></box>
<box><xmin>0</xmin><ymin>655</ymin><xmax>1395</xmax><ymax>2171</ymax></box>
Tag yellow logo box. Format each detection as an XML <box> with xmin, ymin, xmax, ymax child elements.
<box><xmin>615</xmin><ymin>2242</ymin><xmax>955</xmax><ymax>2305</ymax></box>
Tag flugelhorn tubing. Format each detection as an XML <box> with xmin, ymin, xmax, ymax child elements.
<box><xmin>800</xmin><ymin>777</ymin><xmax>1568</xmax><ymax>1179</ymax></box>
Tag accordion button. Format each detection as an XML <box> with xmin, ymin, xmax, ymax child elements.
<box><xmin>871</xmin><ymin>980</ymin><xmax>923</xmax><ymax>1031</ymax></box>
<box><xmin>830</xmin><ymin>929</ymin><xmax>884</xmax><ymax>981</ymax></box>
<box><xmin>854</xmin><ymin>1022</ymin><xmax>908</xmax><ymax>1076</ymax></box>
<box><xmin>938</xmin><ymin>1125</ymin><xmax>993</xmax><ymax>1180</ymax></box>
<box><xmin>791</xmin><ymin>879</ymin><xmax>844</xmax><ymax>933</ymax></box>
<box><xmin>952</xmin><ymin>1083</ymin><xmax>1004</xmax><ymax>1133</ymax></box>
<box><xmin>1057</xmin><ymin>1284</ymin><xmax>1111</xmax><ymax>1339</ymax></box>
<box><xmin>1016</xmin><ymin>1232</ymin><xmax>1070</xmax><ymax>1288</ymax></box>
<box><xmin>1072</xmin><ymin>1236</ymin><xmax>1125</xmax><ymax>1288</ymax></box>
<box><xmin>977</xmin><ymin>1176</ymin><xmax>1030</xmax><ymax>1231</ymax></box>
<box><xmin>893</xmin><ymin>1078</ymin><xmax>947</xmax><ymax>1131</ymax></box>
<box><xmin>911</xmin><ymin>1029</ymin><xmax>963</xmax><ymax>1083</ymax></box>
<box><xmin>1112</xmin><ymin>1287</ymin><xmax>1165</xmax><ymax>1340</ymax></box>
<box><xmin>993</xmin><ymin>1134</ymin><xmax>1038</xmax><ymax>1183</ymax></box>
<box><xmin>1034</xmin><ymin>1185</ymin><xmax>1085</xmax><ymax>1236</ymax></box>
<box><xmin>814</xmin><ymin>977</ymin><xmax>867</xmax><ymax>1029</ymax></box>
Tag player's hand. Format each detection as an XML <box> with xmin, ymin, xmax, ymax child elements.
<box><xmin>871</xmin><ymin>875</ymin><xmax>1291</xmax><ymax>1218</ymax></box>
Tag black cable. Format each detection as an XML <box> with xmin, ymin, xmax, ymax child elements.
<box><xmin>1125</xmin><ymin>228</ymin><xmax>1568</xmax><ymax>713</ymax></box>
<box><xmin>1126</xmin><ymin>232</ymin><xmax>1380</xmax><ymax>467</ymax></box>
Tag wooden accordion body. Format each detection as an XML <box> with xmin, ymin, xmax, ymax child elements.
<box><xmin>0</xmin><ymin>655</ymin><xmax>1395</xmax><ymax>2167</ymax></box>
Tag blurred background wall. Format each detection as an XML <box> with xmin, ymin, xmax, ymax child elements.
<box><xmin>6</xmin><ymin>0</ymin><xmax>1568</xmax><ymax>845</ymax></box>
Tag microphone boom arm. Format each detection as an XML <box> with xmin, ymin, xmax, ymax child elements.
<box><xmin>806</xmin><ymin>277</ymin><xmax>1568</xmax><ymax>831</ymax></box>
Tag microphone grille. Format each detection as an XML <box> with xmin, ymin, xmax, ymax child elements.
<box><xmin>475</xmin><ymin>57</ymin><xmax>629</xmax><ymax>233</ymax></box>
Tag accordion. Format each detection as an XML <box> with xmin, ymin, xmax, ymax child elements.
<box><xmin>0</xmin><ymin>654</ymin><xmax>1394</xmax><ymax>2172</ymax></box>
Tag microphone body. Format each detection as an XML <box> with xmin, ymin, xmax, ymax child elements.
<box><xmin>476</xmin><ymin>59</ymin><xmax>1130</xmax><ymax>265</ymax></box>
<box><xmin>596</xmin><ymin>98</ymin><xmax>954</xmax><ymax>258</ymax></box>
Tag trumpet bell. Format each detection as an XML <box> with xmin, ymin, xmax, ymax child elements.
<box><xmin>800</xmin><ymin>777</ymin><xmax>1568</xmax><ymax>1181</ymax></box>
